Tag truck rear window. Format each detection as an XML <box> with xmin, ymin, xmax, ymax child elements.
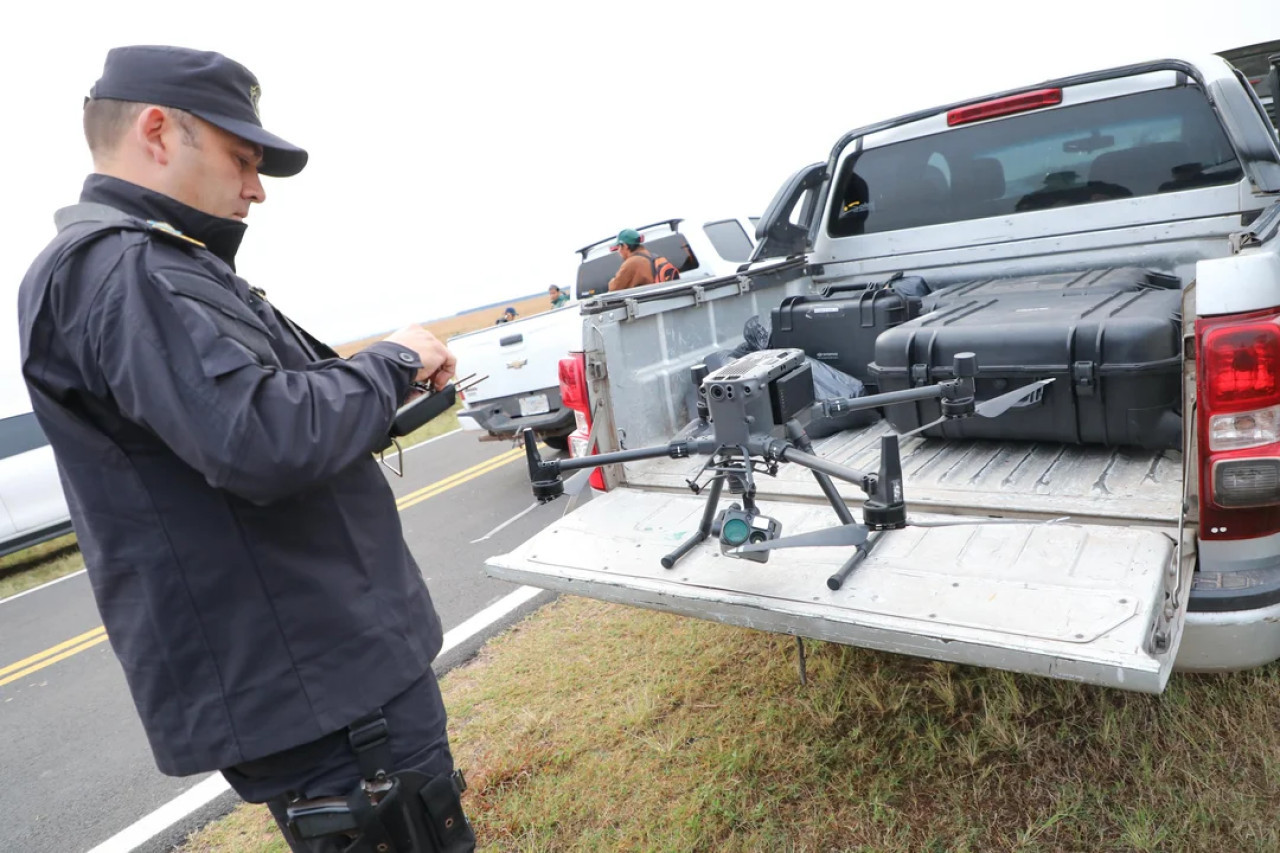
<box><xmin>576</xmin><ymin>234</ymin><xmax>700</xmax><ymax>299</ymax></box>
<box><xmin>0</xmin><ymin>413</ymin><xmax>49</xmax><ymax>461</ymax></box>
<box><xmin>828</xmin><ymin>86</ymin><xmax>1244</xmax><ymax>238</ymax></box>
<box><xmin>703</xmin><ymin>219</ymin><xmax>753</xmax><ymax>262</ymax></box>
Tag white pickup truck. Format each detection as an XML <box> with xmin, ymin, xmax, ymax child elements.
<box><xmin>488</xmin><ymin>49</ymin><xmax>1280</xmax><ymax>695</ymax></box>
<box><xmin>450</xmin><ymin>217</ymin><xmax>759</xmax><ymax>448</ymax></box>
<box><xmin>0</xmin><ymin>409</ymin><xmax>72</xmax><ymax>558</ymax></box>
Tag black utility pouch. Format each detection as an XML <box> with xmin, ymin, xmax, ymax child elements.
<box><xmin>420</xmin><ymin>770</ymin><xmax>474</xmax><ymax>852</ymax></box>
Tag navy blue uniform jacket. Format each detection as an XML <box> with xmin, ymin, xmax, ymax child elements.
<box><xmin>17</xmin><ymin>175</ymin><xmax>444</xmax><ymax>776</ymax></box>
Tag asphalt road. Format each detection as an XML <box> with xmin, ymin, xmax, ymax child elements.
<box><xmin>0</xmin><ymin>429</ymin><xmax>572</xmax><ymax>853</ymax></box>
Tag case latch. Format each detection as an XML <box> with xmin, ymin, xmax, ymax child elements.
<box><xmin>1072</xmin><ymin>361</ymin><xmax>1097</xmax><ymax>397</ymax></box>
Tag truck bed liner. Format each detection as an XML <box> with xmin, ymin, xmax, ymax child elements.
<box><xmin>621</xmin><ymin>419</ymin><xmax>1184</xmax><ymax>525</ymax></box>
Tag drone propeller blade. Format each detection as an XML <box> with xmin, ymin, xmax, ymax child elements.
<box><xmin>559</xmin><ymin>468</ymin><xmax>595</xmax><ymax>516</ymax></box>
<box><xmin>470</xmin><ymin>500</ymin><xmax>544</xmax><ymax>543</ymax></box>
<box><xmin>473</xmin><ymin>468</ymin><xmax>599</xmax><ymax>541</ymax></box>
<box><xmin>973</xmin><ymin>378</ymin><xmax>1055</xmax><ymax>419</ymax></box>
<box><xmin>737</xmin><ymin>523</ymin><xmax>870</xmax><ymax>553</ymax></box>
<box><xmin>897</xmin><ymin>378</ymin><xmax>1057</xmax><ymax>440</ymax></box>
<box><xmin>897</xmin><ymin>416</ymin><xmax>946</xmax><ymax>440</ymax></box>
<box><xmin>907</xmin><ymin>515</ymin><xmax>1071</xmax><ymax>528</ymax></box>
<box><xmin>563</xmin><ymin>469</ymin><xmax>593</xmax><ymax>497</ymax></box>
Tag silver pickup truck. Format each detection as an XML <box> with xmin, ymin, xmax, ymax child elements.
<box><xmin>488</xmin><ymin>50</ymin><xmax>1280</xmax><ymax>695</ymax></box>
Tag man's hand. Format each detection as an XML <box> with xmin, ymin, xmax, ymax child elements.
<box><xmin>382</xmin><ymin>326</ymin><xmax>457</xmax><ymax>390</ymax></box>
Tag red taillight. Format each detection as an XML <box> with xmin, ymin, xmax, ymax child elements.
<box><xmin>558</xmin><ymin>354</ymin><xmax>588</xmax><ymax>412</ymax></box>
<box><xmin>558</xmin><ymin>353</ymin><xmax>606</xmax><ymax>491</ymax></box>
<box><xmin>947</xmin><ymin>88</ymin><xmax>1063</xmax><ymax>126</ymax></box>
<box><xmin>1197</xmin><ymin>309</ymin><xmax>1280</xmax><ymax>540</ymax></box>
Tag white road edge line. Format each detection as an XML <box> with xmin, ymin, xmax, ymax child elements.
<box><xmin>82</xmin><ymin>584</ymin><xmax>545</xmax><ymax>853</ymax></box>
<box><xmin>438</xmin><ymin>584</ymin><xmax>543</xmax><ymax>658</ymax></box>
<box><xmin>400</xmin><ymin>426</ymin><xmax>462</xmax><ymax>454</ymax></box>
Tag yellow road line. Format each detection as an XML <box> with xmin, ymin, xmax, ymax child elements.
<box><xmin>3</xmin><ymin>445</ymin><xmax>529</xmax><ymax>687</ymax></box>
<box><xmin>0</xmin><ymin>632</ymin><xmax>110</xmax><ymax>687</ymax></box>
<box><xmin>397</xmin><ymin>447</ymin><xmax>528</xmax><ymax>512</ymax></box>
<box><xmin>395</xmin><ymin>446</ymin><xmax>524</xmax><ymax>508</ymax></box>
<box><xmin>0</xmin><ymin>626</ymin><xmax>106</xmax><ymax>678</ymax></box>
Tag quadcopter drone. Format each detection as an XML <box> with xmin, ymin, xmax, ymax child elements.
<box><xmin>512</xmin><ymin>347</ymin><xmax>1057</xmax><ymax>591</ymax></box>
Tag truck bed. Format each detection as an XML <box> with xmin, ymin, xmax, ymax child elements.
<box><xmin>491</xmin><ymin>262</ymin><xmax>1194</xmax><ymax>693</ymax></box>
<box><xmin>623</xmin><ymin>419</ymin><xmax>1184</xmax><ymax>526</ymax></box>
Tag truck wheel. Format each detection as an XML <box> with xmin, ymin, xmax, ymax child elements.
<box><xmin>543</xmin><ymin>435</ymin><xmax>570</xmax><ymax>452</ymax></box>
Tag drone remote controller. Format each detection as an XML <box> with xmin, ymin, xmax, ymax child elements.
<box><xmin>391</xmin><ymin>384</ymin><xmax>457</xmax><ymax>438</ymax></box>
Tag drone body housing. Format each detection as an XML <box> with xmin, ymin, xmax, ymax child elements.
<box><xmin>702</xmin><ymin>348</ymin><xmax>813</xmax><ymax>445</ymax></box>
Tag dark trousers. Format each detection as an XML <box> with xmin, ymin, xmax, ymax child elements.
<box><xmin>222</xmin><ymin>668</ymin><xmax>455</xmax><ymax>853</ymax></box>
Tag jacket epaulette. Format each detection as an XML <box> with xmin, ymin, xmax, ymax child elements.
<box><xmin>145</xmin><ymin>219</ymin><xmax>207</xmax><ymax>249</ymax></box>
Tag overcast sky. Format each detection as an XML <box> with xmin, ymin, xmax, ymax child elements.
<box><xmin>1</xmin><ymin>0</ymin><xmax>1276</xmax><ymax>410</ymax></box>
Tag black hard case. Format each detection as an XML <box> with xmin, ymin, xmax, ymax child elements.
<box><xmin>869</xmin><ymin>288</ymin><xmax>1184</xmax><ymax>448</ymax></box>
<box><xmin>921</xmin><ymin>267</ymin><xmax>1179</xmax><ymax>313</ymax></box>
<box><xmin>769</xmin><ymin>279</ymin><xmax>926</xmax><ymax>388</ymax></box>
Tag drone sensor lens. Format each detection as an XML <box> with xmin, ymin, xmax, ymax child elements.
<box><xmin>722</xmin><ymin>517</ymin><xmax>751</xmax><ymax>546</ymax></box>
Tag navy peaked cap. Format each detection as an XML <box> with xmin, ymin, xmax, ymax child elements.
<box><xmin>89</xmin><ymin>45</ymin><xmax>307</xmax><ymax>177</ymax></box>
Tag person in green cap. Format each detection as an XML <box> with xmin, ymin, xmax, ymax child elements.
<box><xmin>606</xmin><ymin>228</ymin><xmax>680</xmax><ymax>291</ymax></box>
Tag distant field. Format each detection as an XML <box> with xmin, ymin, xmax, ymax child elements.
<box><xmin>334</xmin><ymin>294</ymin><xmax>553</xmax><ymax>357</ymax></box>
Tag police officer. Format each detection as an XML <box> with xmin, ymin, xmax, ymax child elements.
<box><xmin>17</xmin><ymin>46</ymin><xmax>474</xmax><ymax>852</ymax></box>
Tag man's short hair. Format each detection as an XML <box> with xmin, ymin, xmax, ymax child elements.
<box><xmin>83</xmin><ymin>98</ymin><xmax>200</xmax><ymax>157</ymax></box>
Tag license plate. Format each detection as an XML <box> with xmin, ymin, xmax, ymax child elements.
<box><xmin>519</xmin><ymin>394</ymin><xmax>550</xmax><ymax>417</ymax></box>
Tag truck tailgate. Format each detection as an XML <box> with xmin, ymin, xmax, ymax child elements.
<box><xmin>487</xmin><ymin>488</ymin><xmax>1192</xmax><ymax>694</ymax></box>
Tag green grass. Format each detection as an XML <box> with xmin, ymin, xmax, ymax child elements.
<box><xmin>0</xmin><ymin>534</ymin><xmax>83</xmax><ymax>600</ymax></box>
<box><xmin>184</xmin><ymin>596</ymin><xmax>1280</xmax><ymax>852</ymax></box>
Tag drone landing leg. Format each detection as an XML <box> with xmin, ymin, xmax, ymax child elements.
<box><xmin>785</xmin><ymin>421</ymin><xmax>856</xmax><ymax>527</ymax></box>
<box><xmin>661</xmin><ymin>474</ymin><xmax>725</xmax><ymax>569</ymax></box>
<box><xmin>827</xmin><ymin>531</ymin><xmax>886</xmax><ymax>591</ymax></box>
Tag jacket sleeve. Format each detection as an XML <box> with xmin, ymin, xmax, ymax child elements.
<box><xmin>84</xmin><ymin>258</ymin><xmax>419</xmax><ymax>505</ymax></box>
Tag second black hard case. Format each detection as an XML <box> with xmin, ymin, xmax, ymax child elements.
<box><xmin>868</xmin><ymin>287</ymin><xmax>1184</xmax><ymax>449</ymax></box>
<box><xmin>769</xmin><ymin>277</ymin><xmax>928</xmax><ymax>388</ymax></box>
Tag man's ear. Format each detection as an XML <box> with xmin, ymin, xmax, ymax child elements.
<box><xmin>134</xmin><ymin>106</ymin><xmax>173</xmax><ymax>166</ymax></box>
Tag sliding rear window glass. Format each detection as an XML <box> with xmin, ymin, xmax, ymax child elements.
<box><xmin>828</xmin><ymin>86</ymin><xmax>1243</xmax><ymax>238</ymax></box>
<box><xmin>0</xmin><ymin>413</ymin><xmax>48</xmax><ymax>460</ymax></box>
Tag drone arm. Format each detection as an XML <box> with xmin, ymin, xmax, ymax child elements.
<box><xmin>822</xmin><ymin>382</ymin><xmax>946</xmax><ymax>417</ymax></box>
<box><xmin>524</xmin><ymin>430</ymin><xmax>720</xmax><ymax>502</ymax></box>
<box><xmin>753</xmin><ymin>436</ymin><xmax>877</xmax><ymax>496</ymax></box>
<box><xmin>820</xmin><ymin>353</ymin><xmax>977</xmax><ymax>419</ymax></box>
<box><xmin>550</xmin><ymin>437</ymin><xmax>719</xmax><ymax>473</ymax></box>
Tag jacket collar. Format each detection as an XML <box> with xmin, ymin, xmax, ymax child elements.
<box><xmin>80</xmin><ymin>174</ymin><xmax>248</xmax><ymax>269</ymax></box>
